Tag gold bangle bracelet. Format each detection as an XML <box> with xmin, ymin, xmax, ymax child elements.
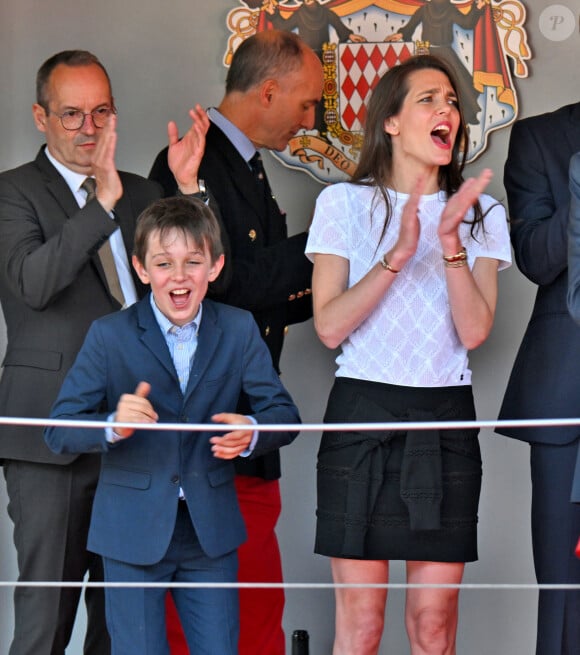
<box><xmin>380</xmin><ymin>255</ymin><xmax>400</xmax><ymax>274</ymax></box>
<box><xmin>442</xmin><ymin>246</ymin><xmax>467</xmax><ymax>263</ymax></box>
<box><xmin>444</xmin><ymin>258</ymin><xmax>468</xmax><ymax>268</ymax></box>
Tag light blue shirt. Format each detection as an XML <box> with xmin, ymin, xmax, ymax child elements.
<box><xmin>150</xmin><ymin>294</ymin><xmax>200</xmax><ymax>393</ymax></box>
<box><xmin>45</xmin><ymin>147</ymin><xmax>137</xmax><ymax>307</ymax></box>
<box><xmin>207</xmin><ymin>107</ymin><xmax>257</xmax><ymax>169</ymax></box>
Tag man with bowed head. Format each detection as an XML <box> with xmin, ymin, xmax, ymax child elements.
<box><xmin>0</xmin><ymin>49</ymin><xmax>208</xmax><ymax>655</ymax></box>
<box><xmin>149</xmin><ymin>29</ymin><xmax>323</xmax><ymax>655</ymax></box>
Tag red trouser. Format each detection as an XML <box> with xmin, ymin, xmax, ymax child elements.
<box><xmin>166</xmin><ymin>476</ymin><xmax>285</xmax><ymax>655</ymax></box>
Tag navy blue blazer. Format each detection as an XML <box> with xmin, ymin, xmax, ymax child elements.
<box><xmin>44</xmin><ymin>296</ymin><xmax>301</xmax><ymax>565</ymax></box>
<box><xmin>498</xmin><ymin>102</ymin><xmax>580</xmax><ymax>445</ymax></box>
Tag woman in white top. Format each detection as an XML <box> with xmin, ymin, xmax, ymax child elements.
<box><xmin>306</xmin><ymin>54</ymin><xmax>511</xmax><ymax>655</ymax></box>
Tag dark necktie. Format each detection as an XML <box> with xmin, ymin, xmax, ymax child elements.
<box><xmin>249</xmin><ymin>151</ymin><xmax>273</xmax><ymax>202</ymax></box>
<box><xmin>81</xmin><ymin>177</ymin><xmax>126</xmax><ymax>307</ymax></box>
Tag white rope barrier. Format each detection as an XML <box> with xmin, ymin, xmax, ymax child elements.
<box><xmin>1</xmin><ymin>414</ymin><xmax>578</xmax><ymax>594</ymax></box>
<box><xmin>2</xmin><ymin>415</ymin><xmax>580</xmax><ymax>432</ymax></box>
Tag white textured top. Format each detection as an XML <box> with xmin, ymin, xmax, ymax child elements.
<box><xmin>306</xmin><ymin>183</ymin><xmax>512</xmax><ymax>387</ymax></box>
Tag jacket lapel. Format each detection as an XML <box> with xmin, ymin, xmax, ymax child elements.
<box><xmin>113</xmin><ymin>190</ymin><xmax>147</xmax><ymax>296</ymax></box>
<box><xmin>136</xmin><ymin>296</ymin><xmax>179</xmax><ymax>383</ymax></box>
<box><xmin>565</xmin><ymin>103</ymin><xmax>580</xmax><ymax>153</ymax></box>
<box><xmin>36</xmin><ymin>148</ymin><xmax>118</xmax><ymax>301</ymax></box>
<box><xmin>113</xmin><ymin>191</ymin><xmax>136</xmax><ymax>258</ymax></box>
<box><xmin>206</xmin><ymin>125</ymin><xmax>270</xmax><ymax>231</ymax></box>
<box><xmin>36</xmin><ymin>147</ymin><xmax>83</xmax><ymax>218</ymax></box>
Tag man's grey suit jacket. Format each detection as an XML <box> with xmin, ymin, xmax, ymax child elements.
<box><xmin>0</xmin><ymin>146</ymin><xmax>161</xmax><ymax>464</ymax></box>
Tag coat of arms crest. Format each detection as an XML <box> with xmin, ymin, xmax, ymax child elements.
<box><xmin>224</xmin><ymin>0</ymin><xmax>531</xmax><ymax>183</ymax></box>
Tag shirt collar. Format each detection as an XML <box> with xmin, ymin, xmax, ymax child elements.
<box><xmin>207</xmin><ymin>107</ymin><xmax>257</xmax><ymax>166</ymax></box>
<box><xmin>44</xmin><ymin>146</ymin><xmax>89</xmax><ymax>196</ymax></box>
<box><xmin>149</xmin><ymin>293</ymin><xmax>201</xmax><ymax>336</ymax></box>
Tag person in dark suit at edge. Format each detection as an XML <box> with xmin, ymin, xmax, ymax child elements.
<box><xmin>496</xmin><ymin>103</ymin><xmax>580</xmax><ymax>655</ymax></box>
<box><xmin>0</xmin><ymin>49</ymin><xmax>208</xmax><ymax>655</ymax></box>
<box><xmin>565</xmin><ymin>150</ymin><xmax>580</xmax><ymax>566</ymax></box>
<box><xmin>149</xmin><ymin>29</ymin><xmax>323</xmax><ymax>655</ymax></box>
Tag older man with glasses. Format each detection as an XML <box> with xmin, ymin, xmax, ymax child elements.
<box><xmin>0</xmin><ymin>49</ymin><xmax>207</xmax><ymax>655</ymax></box>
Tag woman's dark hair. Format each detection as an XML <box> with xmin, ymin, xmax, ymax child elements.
<box><xmin>352</xmin><ymin>54</ymin><xmax>484</xmax><ymax>241</ymax></box>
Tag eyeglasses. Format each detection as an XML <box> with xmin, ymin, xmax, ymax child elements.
<box><xmin>48</xmin><ymin>106</ymin><xmax>117</xmax><ymax>130</ymax></box>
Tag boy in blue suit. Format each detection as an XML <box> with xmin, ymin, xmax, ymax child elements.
<box><xmin>44</xmin><ymin>196</ymin><xmax>301</xmax><ymax>655</ymax></box>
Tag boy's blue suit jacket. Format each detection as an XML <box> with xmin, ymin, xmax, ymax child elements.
<box><xmin>45</xmin><ymin>295</ymin><xmax>301</xmax><ymax>565</ymax></box>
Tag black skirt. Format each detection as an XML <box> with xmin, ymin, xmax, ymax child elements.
<box><xmin>315</xmin><ymin>377</ymin><xmax>481</xmax><ymax>562</ymax></box>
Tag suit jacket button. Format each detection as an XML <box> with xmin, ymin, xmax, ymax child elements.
<box><xmin>288</xmin><ymin>294</ymin><xmax>296</xmax><ymax>301</ymax></box>
<box><xmin>264</xmin><ymin>325</ymin><xmax>270</xmax><ymax>336</ymax></box>
<box><xmin>248</xmin><ymin>229</ymin><xmax>257</xmax><ymax>241</ymax></box>
<box><xmin>297</xmin><ymin>291</ymin><xmax>304</xmax><ymax>298</ymax></box>
<box><xmin>171</xmin><ymin>475</ymin><xmax>180</xmax><ymax>485</ymax></box>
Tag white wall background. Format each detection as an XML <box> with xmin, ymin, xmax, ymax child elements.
<box><xmin>0</xmin><ymin>1</ymin><xmax>578</xmax><ymax>652</ymax></box>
